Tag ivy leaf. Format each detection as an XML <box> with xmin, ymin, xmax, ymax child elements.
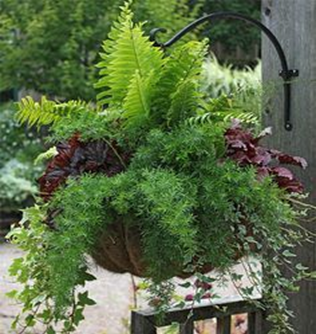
<box><xmin>295</xmin><ymin>263</ymin><xmax>309</xmax><ymax>271</ymax></box>
<box><xmin>174</xmin><ymin>301</ymin><xmax>186</xmax><ymax>309</ymax></box>
<box><xmin>82</xmin><ymin>272</ymin><xmax>97</xmax><ymax>282</ymax></box>
<box><xmin>241</xmin><ymin>286</ymin><xmax>255</xmax><ymax>296</ymax></box>
<box><xmin>231</xmin><ymin>273</ymin><xmax>243</xmax><ymax>281</ymax></box>
<box><xmin>282</xmin><ymin>250</ymin><xmax>296</xmax><ymax>258</ymax></box>
<box><xmin>78</xmin><ymin>291</ymin><xmax>96</xmax><ymax>306</ymax></box>
<box><xmin>73</xmin><ymin>308</ymin><xmax>85</xmax><ymax>326</ymax></box>
<box><xmin>6</xmin><ymin>289</ymin><xmax>18</xmax><ymax>299</ymax></box>
<box><xmin>25</xmin><ymin>314</ymin><xmax>35</xmax><ymax>327</ymax></box>
<box><xmin>47</xmin><ymin>327</ymin><xmax>56</xmax><ymax>334</ymax></box>
<box><xmin>308</xmin><ymin>271</ymin><xmax>316</xmax><ymax>279</ymax></box>
<box><xmin>77</xmin><ymin>271</ymin><xmax>97</xmax><ymax>286</ymax></box>
<box><xmin>11</xmin><ymin>315</ymin><xmax>20</xmax><ymax>330</ymax></box>
<box><xmin>63</xmin><ymin>320</ymin><xmax>75</xmax><ymax>331</ymax></box>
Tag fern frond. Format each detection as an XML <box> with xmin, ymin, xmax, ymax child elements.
<box><xmin>187</xmin><ymin>95</ymin><xmax>260</xmax><ymax>127</ymax></box>
<box><xmin>188</xmin><ymin>110</ymin><xmax>258</xmax><ymax>127</ymax></box>
<box><xmin>95</xmin><ymin>1</ymin><xmax>164</xmax><ymax>117</ymax></box>
<box><xmin>17</xmin><ymin>96</ymin><xmax>90</xmax><ymax>129</ymax></box>
<box><xmin>168</xmin><ymin>80</ymin><xmax>201</xmax><ymax>125</ymax></box>
<box><xmin>216</xmin><ymin>109</ymin><xmax>259</xmax><ymax>124</ymax></box>
<box><xmin>165</xmin><ymin>41</ymin><xmax>207</xmax><ymax>125</ymax></box>
<box><xmin>123</xmin><ymin>70</ymin><xmax>156</xmax><ymax>127</ymax></box>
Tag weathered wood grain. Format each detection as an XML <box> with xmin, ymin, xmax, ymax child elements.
<box><xmin>262</xmin><ymin>0</ymin><xmax>316</xmax><ymax>332</ymax></box>
<box><xmin>131</xmin><ymin>311</ymin><xmax>157</xmax><ymax>334</ymax></box>
<box><xmin>179</xmin><ymin>320</ymin><xmax>194</xmax><ymax>334</ymax></box>
<box><xmin>216</xmin><ymin>316</ymin><xmax>231</xmax><ymax>334</ymax></box>
<box><xmin>130</xmin><ymin>300</ymin><xmax>262</xmax><ymax>333</ymax></box>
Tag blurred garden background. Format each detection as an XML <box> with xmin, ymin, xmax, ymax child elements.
<box><xmin>1</xmin><ymin>0</ymin><xmax>262</xmax><ymax>333</ymax></box>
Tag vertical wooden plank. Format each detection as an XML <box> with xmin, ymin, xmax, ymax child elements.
<box><xmin>248</xmin><ymin>312</ymin><xmax>262</xmax><ymax>334</ymax></box>
<box><xmin>216</xmin><ymin>316</ymin><xmax>231</xmax><ymax>334</ymax></box>
<box><xmin>179</xmin><ymin>320</ymin><xmax>194</xmax><ymax>334</ymax></box>
<box><xmin>262</xmin><ymin>0</ymin><xmax>316</xmax><ymax>333</ymax></box>
<box><xmin>248</xmin><ymin>312</ymin><xmax>256</xmax><ymax>334</ymax></box>
<box><xmin>131</xmin><ymin>311</ymin><xmax>157</xmax><ymax>334</ymax></box>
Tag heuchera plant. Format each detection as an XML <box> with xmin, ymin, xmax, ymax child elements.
<box><xmin>6</xmin><ymin>3</ymin><xmax>315</xmax><ymax>334</ymax></box>
<box><xmin>39</xmin><ymin>134</ymin><xmax>129</xmax><ymax>202</ymax></box>
<box><xmin>224</xmin><ymin>120</ymin><xmax>307</xmax><ymax>193</ymax></box>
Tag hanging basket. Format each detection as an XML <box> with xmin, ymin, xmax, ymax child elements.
<box><xmin>91</xmin><ymin>221</ymin><xmax>214</xmax><ymax>279</ymax></box>
<box><xmin>90</xmin><ymin>218</ymin><xmax>252</xmax><ymax>279</ymax></box>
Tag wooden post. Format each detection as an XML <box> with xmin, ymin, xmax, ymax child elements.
<box><xmin>262</xmin><ymin>0</ymin><xmax>316</xmax><ymax>333</ymax></box>
<box><xmin>131</xmin><ymin>311</ymin><xmax>157</xmax><ymax>334</ymax></box>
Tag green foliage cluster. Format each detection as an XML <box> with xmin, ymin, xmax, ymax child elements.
<box><xmin>198</xmin><ymin>0</ymin><xmax>261</xmax><ymax>53</ymax></box>
<box><xmin>0</xmin><ymin>159</ymin><xmax>38</xmax><ymax>212</ymax></box>
<box><xmin>0</xmin><ymin>0</ymin><xmax>199</xmax><ymax>101</ymax></box>
<box><xmin>0</xmin><ymin>104</ymin><xmax>43</xmax><ymax>212</ymax></box>
<box><xmin>199</xmin><ymin>55</ymin><xmax>263</xmax><ymax>129</ymax></box>
<box><xmin>202</xmin><ymin>55</ymin><xmax>261</xmax><ymax>98</ymax></box>
<box><xmin>0</xmin><ymin>104</ymin><xmax>42</xmax><ymax>167</ymax></box>
<box><xmin>7</xmin><ymin>4</ymin><xmax>315</xmax><ymax>334</ymax></box>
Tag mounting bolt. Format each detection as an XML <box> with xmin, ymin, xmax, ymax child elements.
<box><xmin>264</xmin><ymin>7</ymin><xmax>271</xmax><ymax>16</ymax></box>
<box><xmin>279</xmin><ymin>69</ymin><xmax>299</xmax><ymax>80</ymax></box>
<box><xmin>285</xmin><ymin>122</ymin><xmax>293</xmax><ymax>131</ymax></box>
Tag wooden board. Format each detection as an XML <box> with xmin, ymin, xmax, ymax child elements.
<box><xmin>262</xmin><ymin>0</ymin><xmax>316</xmax><ymax>332</ymax></box>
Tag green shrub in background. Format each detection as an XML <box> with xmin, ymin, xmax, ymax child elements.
<box><xmin>201</xmin><ymin>55</ymin><xmax>263</xmax><ymax>128</ymax></box>
<box><xmin>0</xmin><ymin>105</ymin><xmax>42</xmax><ymax>166</ymax></box>
<box><xmin>0</xmin><ymin>104</ymin><xmax>43</xmax><ymax>213</ymax></box>
<box><xmin>202</xmin><ymin>55</ymin><xmax>261</xmax><ymax>98</ymax></box>
<box><xmin>198</xmin><ymin>0</ymin><xmax>261</xmax><ymax>54</ymax></box>
<box><xmin>0</xmin><ymin>159</ymin><xmax>38</xmax><ymax>212</ymax></box>
<box><xmin>0</xmin><ymin>0</ymin><xmax>199</xmax><ymax>101</ymax></box>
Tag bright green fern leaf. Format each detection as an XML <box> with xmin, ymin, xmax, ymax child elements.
<box><xmin>166</xmin><ymin>41</ymin><xmax>208</xmax><ymax>125</ymax></box>
<box><xmin>95</xmin><ymin>1</ymin><xmax>164</xmax><ymax>120</ymax></box>
<box><xmin>122</xmin><ymin>70</ymin><xmax>155</xmax><ymax>127</ymax></box>
<box><xmin>17</xmin><ymin>96</ymin><xmax>89</xmax><ymax>130</ymax></box>
<box><xmin>187</xmin><ymin>95</ymin><xmax>260</xmax><ymax>128</ymax></box>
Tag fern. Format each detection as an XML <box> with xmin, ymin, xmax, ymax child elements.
<box><xmin>188</xmin><ymin>110</ymin><xmax>258</xmax><ymax>127</ymax></box>
<box><xmin>95</xmin><ymin>2</ymin><xmax>164</xmax><ymax>127</ymax></box>
<box><xmin>123</xmin><ymin>70</ymin><xmax>153</xmax><ymax>127</ymax></box>
<box><xmin>149</xmin><ymin>41</ymin><xmax>207</xmax><ymax>126</ymax></box>
<box><xmin>166</xmin><ymin>41</ymin><xmax>207</xmax><ymax>125</ymax></box>
<box><xmin>17</xmin><ymin>96</ymin><xmax>90</xmax><ymax>129</ymax></box>
<box><xmin>187</xmin><ymin>95</ymin><xmax>259</xmax><ymax>128</ymax></box>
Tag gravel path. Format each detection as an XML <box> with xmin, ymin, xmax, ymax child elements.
<box><xmin>1</xmin><ymin>242</ymin><xmax>258</xmax><ymax>334</ymax></box>
<box><xmin>1</xmin><ymin>242</ymin><xmax>135</xmax><ymax>334</ymax></box>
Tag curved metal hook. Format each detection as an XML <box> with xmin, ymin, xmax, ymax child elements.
<box><xmin>150</xmin><ymin>12</ymin><xmax>299</xmax><ymax>131</ymax></box>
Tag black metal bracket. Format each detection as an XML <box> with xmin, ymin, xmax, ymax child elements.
<box><xmin>150</xmin><ymin>12</ymin><xmax>298</xmax><ymax>131</ymax></box>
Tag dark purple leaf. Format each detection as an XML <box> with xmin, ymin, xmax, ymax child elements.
<box><xmin>271</xmin><ymin>167</ymin><xmax>294</xmax><ymax>180</ymax></box>
<box><xmin>277</xmin><ymin>154</ymin><xmax>308</xmax><ymax>169</ymax></box>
